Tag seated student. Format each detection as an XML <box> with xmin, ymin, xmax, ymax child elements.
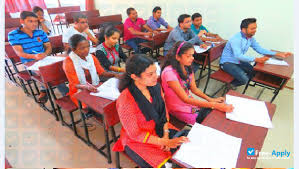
<box><xmin>161</xmin><ymin>41</ymin><xmax>234</xmax><ymax>124</ymax></box>
<box><xmin>63</xmin><ymin>13</ymin><xmax>98</xmax><ymax>51</ymax></box>
<box><xmin>113</xmin><ymin>54</ymin><xmax>189</xmax><ymax>168</ymax></box>
<box><xmin>163</xmin><ymin>14</ymin><xmax>207</xmax><ymax>56</ymax></box>
<box><xmin>146</xmin><ymin>6</ymin><xmax>173</xmax><ymax>31</ymax></box>
<box><xmin>63</xmin><ymin>34</ymin><xmax>120</xmax><ymax>106</ymax></box>
<box><xmin>8</xmin><ymin>11</ymin><xmax>68</xmax><ymax>103</ymax></box>
<box><xmin>191</xmin><ymin>13</ymin><xmax>223</xmax><ymax>42</ymax></box>
<box><xmin>96</xmin><ymin>26</ymin><xmax>127</xmax><ymax>73</ymax></box>
<box><xmin>33</xmin><ymin>6</ymin><xmax>52</xmax><ymax>36</ymax></box>
<box><xmin>220</xmin><ymin>18</ymin><xmax>292</xmax><ymax>88</ymax></box>
<box><xmin>124</xmin><ymin>7</ymin><xmax>157</xmax><ymax>54</ymax></box>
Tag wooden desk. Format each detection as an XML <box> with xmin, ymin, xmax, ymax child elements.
<box><xmin>194</xmin><ymin>40</ymin><xmax>227</xmax><ymax>93</ymax></box>
<box><xmin>137</xmin><ymin>31</ymin><xmax>170</xmax><ymax>58</ymax></box>
<box><xmin>243</xmin><ymin>54</ymin><xmax>293</xmax><ymax>102</ymax></box>
<box><xmin>74</xmin><ymin>89</ymin><xmax>119</xmax><ymax>164</ymax></box>
<box><xmin>172</xmin><ymin>90</ymin><xmax>276</xmax><ymax>168</ymax></box>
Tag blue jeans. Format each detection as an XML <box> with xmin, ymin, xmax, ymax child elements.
<box><xmin>220</xmin><ymin>62</ymin><xmax>254</xmax><ymax>87</ymax></box>
<box><xmin>126</xmin><ymin>38</ymin><xmax>148</xmax><ymax>53</ymax></box>
<box><xmin>30</xmin><ymin>70</ymin><xmax>69</xmax><ymax>96</ymax></box>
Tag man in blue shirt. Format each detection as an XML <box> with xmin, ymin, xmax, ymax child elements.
<box><xmin>191</xmin><ymin>13</ymin><xmax>223</xmax><ymax>42</ymax></box>
<box><xmin>8</xmin><ymin>11</ymin><xmax>68</xmax><ymax>103</ymax></box>
<box><xmin>220</xmin><ymin>18</ymin><xmax>292</xmax><ymax>88</ymax></box>
<box><xmin>146</xmin><ymin>6</ymin><xmax>173</xmax><ymax>31</ymax></box>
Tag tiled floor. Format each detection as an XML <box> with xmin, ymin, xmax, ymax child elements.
<box><xmin>5</xmin><ymin>65</ymin><xmax>294</xmax><ymax>168</ymax></box>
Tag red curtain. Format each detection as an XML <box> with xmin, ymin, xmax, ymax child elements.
<box><xmin>85</xmin><ymin>0</ymin><xmax>95</xmax><ymax>11</ymax></box>
<box><xmin>5</xmin><ymin>0</ymin><xmax>47</xmax><ymax>13</ymax></box>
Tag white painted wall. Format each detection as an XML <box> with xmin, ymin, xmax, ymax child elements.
<box><xmin>95</xmin><ymin>0</ymin><xmax>294</xmax><ymax>56</ymax></box>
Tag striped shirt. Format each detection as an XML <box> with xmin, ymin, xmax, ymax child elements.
<box><xmin>220</xmin><ymin>31</ymin><xmax>276</xmax><ymax>65</ymax></box>
<box><xmin>8</xmin><ymin>27</ymin><xmax>49</xmax><ymax>63</ymax></box>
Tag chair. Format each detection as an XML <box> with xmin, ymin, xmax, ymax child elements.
<box><xmin>47</xmin><ymin>6</ymin><xmax>81</xmax><ymax>33</ymax></box>
<box><xmin>139</xmin><ymin>31</ymin><xmax>170</xmax><ymax>58</ymax></box>
<box><xmin>5</xmin><ymin>27</ymin><xmax>17</xmax><ymax>42</ymax></box>
<box><xmin>5</xmin><ymin>44</ymin><xmax>40</xmax><ymax>99</ymax></box>
<box><xmin>39</xmin><ymin>61</ymin><xmax>81</xmax><ymax>134</ymax></box>
<box><xmin>65</xmin><ymin>10</ymin><xmax>100</xmax><ymax>25</ymax></box>
<box><xmin>5</xmin><ymin>12</ymin><xmax>11</xmax><ymax>18</ymax></box>
<box><xmin>206</xmin><ymin>69</ymin><xmax>234</xmax><ymax>97</ymax></box>
<box><xmin>195</xmin><ymin>41</ymin><xmax>227</xmax><ymax>93</ymax></box>
<box><xmin>5</xmin><ymin>18</ymin><xmax>21</xmax><ymax>29</ymax></box>
<box><xmin>115</xmin><ymin>24</ymin><xmax>133</xmax><ymax>56</ymax></box>
<box><xmin>87</xmin><ymin>14</ymin><xmax>122</xmax><ymax>30</ymax></box>
<box><xmin>49</xmin><ymin>35</ymin><xmax>64</xmax><ymax>55</ymax></box>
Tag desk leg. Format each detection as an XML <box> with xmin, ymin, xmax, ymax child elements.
<box><xmin>270</xmin><ymin>79</ymin><xmax>286</xmax><ymax>103</ymax></box>
<box><xmin>103</xmin><ymin>123</ymin><xmax>112</xmax><ymax>163</ymax></box>
<box><xmin>242</xmin><ymin>79</ymin><xmax>251</xmax><ymax>94</ymax></box>
<box><xmin>111</xmin><ymin>126</ymin><xmax>120</xmax><ymax>167</ymax></box>
<box><xmin>45</xmin><ymin>88</ymin><xmax>59</xmax><ymax>121</ymax></box>
<box><xmin>78</xmin><ymin>101</ymin><xmax>91</xmax><ymax>144</ymax></box>
<box><xmin>203</xmin><ymin>55</ymin><xmax>211</xmax><ymax>93</ymax></box>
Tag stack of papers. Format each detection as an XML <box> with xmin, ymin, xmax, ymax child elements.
<box><xmin>27</xmin><ymin>56</ymin><xmax>65</xmax><ymax>71</ymax></box>
<box><xmin>173</xmin><ymin>123</ymin><xmax>242</xmax><ymax>168</ymax></box>
<box><xmin>265</xmin><ymin>58</ymin><xmax>288</xmax><ymax>66</ymax></box>
<box><xmin>225</xmin><ymin>95</ymin><xmax>273</xmax><ymax>128</ymax></box>
<box><xmin>194</xmin><ymin>45</ymin><xmax>211</xmax><ymax>53</ymax></box>
<box><xmin>90</xmin><ymin>77</ymin><xmax>120</xmax><ymax>100</ymax></box>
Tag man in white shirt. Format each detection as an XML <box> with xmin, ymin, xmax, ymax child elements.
<box><xmin>33</xmin><ymin>6</ymin><xmax>53</xmax><ymax>36</ymax></box>
<box><xmin>63</xmin><ymin>13</ymin><xmax>98</xmax><ymax>51</ymax></box>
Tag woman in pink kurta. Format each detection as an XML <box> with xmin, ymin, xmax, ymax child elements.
<box><xmin>113</xmin><ymin>54</ymin><xmax>189</xmax><ymax>168</ymax></box>
<box><xmin>161</xmin><ymin>41</ymin><xmax>234</xmax><ymax>124</ymax></box>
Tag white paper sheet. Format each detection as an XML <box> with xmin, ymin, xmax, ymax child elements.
<box><xmin>173</xmin><ymin>123</ymin><xmax>242</xmax><ymax>168</ymax></box>
<box><xmin>194</xmin><ymin>45</ymin><xmax>211</xmax><ymax>53</ymax></box>
<box><xmin>155</xmin><ymin>62</ymin><xmax>161</xmax><ymax>76</ymax></box>
<box><xmin>225</xmin><ymin>95</ymin><xmax>273</xmax><ymax>128</ymax></box>
<box><xmin>265</xmin><ymin>58</ymin><xmax>289</xmax><ymax>66</ymax></box>
<box><xmin>90</xmin><ymin>77</ymin><xmax>120</xmax><ymax>100</ymax></box>
<box><xmin>27</xmin><ymin>56</ymin><xmax>66</xmax><ymax>71</ymax></box>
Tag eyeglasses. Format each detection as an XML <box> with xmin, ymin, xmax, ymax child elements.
<box><xmin>78</xmin><ymin>21</ymin><xmax>88</xmax><ymax>24</ymax></box>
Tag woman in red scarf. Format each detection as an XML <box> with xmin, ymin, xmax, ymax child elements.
<box><xmin>95</xmin><ymin>26</ymin><xmax>127</xmax><ymax>73</ymax></box>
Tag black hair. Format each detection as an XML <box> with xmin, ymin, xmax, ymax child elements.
<box><xmin>178</xmin><ymin>14</ymin><xmax>191</xmax><ymax>24</ymax></box>
<box><xmin>73</xmin><ymin>13</ymin><xmax>87</xmax><ymax>23</ymax></box>
<box><xmin>97</xmin><ymin>25</ymin><xmax>121</xmax><ymax>44</ymax></box>
<box><xmin>20</xmin><ymin>11</ymin><xmax>38</xmax><ymax>20</ymax></box>
<box><xmin>161</xmin><ymin>41</ymin><xmax>194</xmax><ymax>80</ymax></box>
<box><xmin>67</xmin><ymin>34</ymin><xmax>88</xmax><ymax>54</ymax></box>
<box><xmin>32</xmin><ymin>6</ymin><xmax>43</xmax><ymax>13</ymax></box>
<box><xmin>153</xmin><ymin>6</ymin><xmax>161</xmax><ymax>13</ymax></box>
<box><xmin>191</xmin><ymin>13</ymin><xmax>202</xmax><ymax>21</ymax></box>
<box><xmin>118</xmin><ymin>54</ymin><xmax>154</xmax><ymax>92</ymax></box>
<box><xmin>126</xmin><ymin>7</ymin><xmax>135</xmax><ymax>16</ymax></box>
<box><xmin>240</xmin><ymin>18</ymin><xmax>256</xmax><ymax>29</ymax></box>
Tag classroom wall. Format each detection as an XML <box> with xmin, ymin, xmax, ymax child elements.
<box><xmin>95</xmin><ymin>0</ymin><xmax>294</xmax><ymax>56</ymax></box>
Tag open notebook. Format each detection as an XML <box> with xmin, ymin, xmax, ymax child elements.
<box><xmin>173</xmin><ymin>123</ymin><xmax>242</xmax><ymax>168</ymax></box>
